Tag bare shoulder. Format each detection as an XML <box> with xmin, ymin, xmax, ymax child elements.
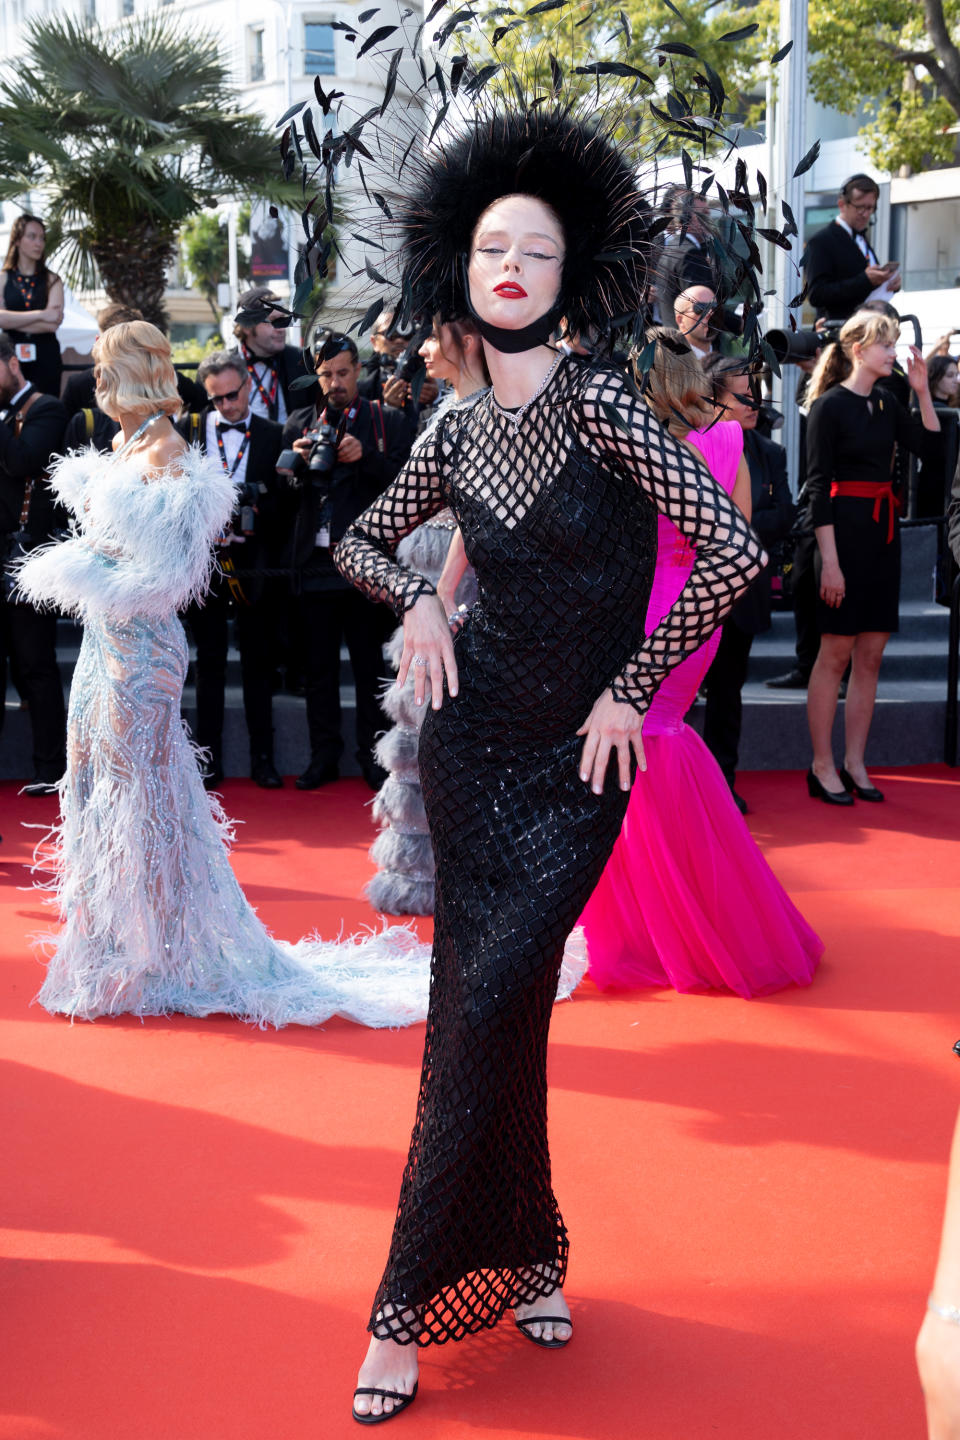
<box><xmin>141</xmin><ymin>424</ymin><xmax>189</xmax><ymax>481</ymax></box>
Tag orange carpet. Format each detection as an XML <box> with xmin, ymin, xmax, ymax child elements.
<box><xmin>1</xmin><ymin>766</ymin><xmax>958</xmax><ymax>1440</ymax></box>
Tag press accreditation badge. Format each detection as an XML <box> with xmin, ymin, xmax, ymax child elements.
<box><xmin>316</xmin><ymin>525</ymin><xmax>331</xmax><ymax>548</ymax></box>
<box><xmin>14</xmin><ymin>343</ymin><xmax>36</xmax><ymax>364</ymax></box>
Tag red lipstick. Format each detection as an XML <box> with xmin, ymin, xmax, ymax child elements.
<box><xmin>493</xmin><ymin>282</ymin><xmax>527</xmax><ymax>298</ymax></box>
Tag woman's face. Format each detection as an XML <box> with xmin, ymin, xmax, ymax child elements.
<box><xmin>719</xmin><ymin>372</ymin><xmax>758</xmax><ymax>431</ymax></box>
<box><xmin>419</xmin><ymin>324</ymin><xmax>459</xmax><ymax>386</ymax></box>
<box><xmin>855</xmin><ymin>336</ymin><xmax>897</xmax><ymax>380</ymax></box>
<box><xmin>934</xmin><ymin>360</ymin><xmax>959</xmax><ymax>402</ymax></box>
<box><xmin>467</xmin><ymin>194</ymin><xmax>565</xmax><ymax>332</ymax></box>
<box><xmin>18</xmin><ymin>221</ymin><xmax>46</xmax><ymax>265</ymax></box>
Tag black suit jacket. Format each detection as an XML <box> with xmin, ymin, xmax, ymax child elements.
<box><xmin>804</xmin><ymin>220</ymin><xmax>878</xmax><ymax>321</ymax></box>
<box><xmin>0</xmin><ymin>386</ymin><xmax>69</xmax><ymax>542</ymax></box>
<box><xmin>281</xmin><ymin>396</ymin><xmax>411</xmax><ymax>589</ymax></box>
<box><xmin>948</xmin><ymin>452</ymin><xmax>960</xmax><ymax>570</ymax></box>
<box><xmin>239</xmin><ymin>343</ymin><xmax>317</xmax><ymax>420</ymax></box>
<box><xmin>729</xmin><ymin>430</ymin><xmax>796</xmax><ymax>635</ymax></box>
<box><xmin>176</xmin><ymin>409</ymin><xmax>286</xmax><ymax>604</ymax></box>
<box><xmin>656</xmin><ymin>236</ymin><xmax>718</xmax><ymax>326</ymax></box>
<box><xmin>62</xmin><ymin>366</ymin><xmax>205</xmax><ymax>419</ymax></box>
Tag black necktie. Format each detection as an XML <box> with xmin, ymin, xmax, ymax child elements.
<box><xmin>218</xmin><ymin>422</ymin><xmax>247</xmax><ymax>434</ymax></box>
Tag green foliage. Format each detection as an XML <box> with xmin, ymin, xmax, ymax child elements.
<box><xmin>807</xmin><ymin>0</ymin><xmax>960</xmax><ymax>171</ymax></box>
<box><xmin>469</xmin><ymin>0</ymin><xmax>779</xmax><ymax>153</ymax></box>
<box><xmin>169</xmin><ymin>334</ymin><xmax>224</xmax><ymax>371</ymax></box>
<box><xmin>179</xmin><ymin>204</ymin><xmax>252</xmax><ymax>321</ymax></box>
<box><xmin>0</xmin><ymin>15</ymin><xmax>298</xmax><ymax>324</ymax></box>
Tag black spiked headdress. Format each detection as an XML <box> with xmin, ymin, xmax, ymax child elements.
<box><xmin>395</xmin><ymin>106</ymin><xmax>651</xmax><ymax>343</ymax></box>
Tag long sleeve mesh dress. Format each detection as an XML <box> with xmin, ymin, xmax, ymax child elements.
<box><xmin>335</xmin><ymin>353</ymin><xmax>764</xmax><ymax>1345</ymax></box>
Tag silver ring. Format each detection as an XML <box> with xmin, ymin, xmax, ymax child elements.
<box><xmin>413</xmin><ymin>654</ymin><xmax>427</xmax><ymax>667</ymax></box>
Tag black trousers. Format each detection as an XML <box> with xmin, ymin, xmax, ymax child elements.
<box><xmin>183</xmin><ymin>584</ymin><xmax>276</xmax><ymax>764</ymax></box>
<box><xmin>299</xmin><ymin>587</ymin><xmax>392</xmax><ymax>768</ymax></box>
<box><xmin>790</xmin><ymin>532</ymin><xmax>821</xmax><ymax>678</ymax></box>
<box><xmin>703</xmin><ymin>620</ymin><xmax>754</xmax><ymax>790</ymax></box>
<box><xmin>0</xmin><ymin>595</ymin><xmax>66</xmax><ymax>780</ymax></box>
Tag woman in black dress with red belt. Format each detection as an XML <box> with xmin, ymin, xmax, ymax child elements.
<box><xmin>0</xmin><ymin>214</ymin><xmax>64</xmax><ymax>397</ymax></box>
<box><xmin>805</xmin><ymin>310</ymin><xmax>940</xmax><ymax>804</ymax></box>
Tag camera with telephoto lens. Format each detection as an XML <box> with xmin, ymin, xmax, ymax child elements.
<box><xmin>766</xmin><ymin>321</ymin><xmax>844</xmax><ymax>365</ymax></box>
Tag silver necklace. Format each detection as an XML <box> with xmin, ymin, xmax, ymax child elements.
<box><xmin>490</xmin><ymin>351</ymin><xmax>564</xmax><ymax>433</ymax></box>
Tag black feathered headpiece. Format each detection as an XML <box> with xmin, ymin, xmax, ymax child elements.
<box><xmin>395</xmin><ymin>106</ymin><xmax>651</xmax><ymax>345</ymax></box>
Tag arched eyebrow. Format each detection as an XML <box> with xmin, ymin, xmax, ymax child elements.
<box><xmin>475</xmin><ymin>227</ymin><xmax>563</xmax><ymax>248</ymax></box>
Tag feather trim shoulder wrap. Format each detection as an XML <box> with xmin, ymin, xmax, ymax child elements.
<box><xmin>15</xmin><ymin>445</ymin><xmax>238</xmax><ymax>621</ymax></box>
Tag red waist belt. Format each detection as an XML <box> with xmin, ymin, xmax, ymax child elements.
<box><xmin>830</xmin><ymin>480</ymin><xmax>901</xmax><ymax>544</ymax></box>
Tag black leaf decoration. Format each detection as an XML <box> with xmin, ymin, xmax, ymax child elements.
<box><xmin>358</xmin><ymin>24</ymin><xmax>398</xmax><ymax>56</ymax></box>
<box><xmin>793</xmin><ymin>140</ymin><xmax>821</xmax><ymax>177</ymax></box>
<box><xmin>276</xmin><ymin>101</ymin><xmax>306</xmax><ymax>128</ymax></box>
<box><xmin>424</xmin><ymin>0</ymin><xmax>446</xmax><ymax>23</ymax></box>
<box><xmin>527</xmin><ymin>0</ymin><xmax>567</xmax><ymax>14</ymax></box>
<box><xmin>760</xmin><ymin>339</ymin><xmax>781</xmax><ymax>377</ymax></box>
<box><xmin>781</xmin><ymin>199</ymin><xmax>799</xmax><ymax>237</ymax></box>
<box><xmin>658</xmin><ymin>41</ymin><xmax>698</xmax><ymax>57</ymax></box>
<box><xmin>756</xmin><ymin>226</ymin><xmax>792</xmax><ymax>251</ymax></box>
<box><xmin>632</xmin><ymin>340</ymin><xmax>657</xmax><ymax>375</ymax></box>
<box><xmin>380</xmin><ymin>49</ymin><xmax>403</xmax><ymax>116</ymax></box>
<box><xmin>428</xmin><ymin>101</ymin><xmax>450</xmax><ymax>144</ymax></box>
<box><xmin>619</xmin><ymin>9</ymin><xmax>632</xmax><ymax>45</ymax></box>
<box><xmin>788</xmin><ymin>286</ymin><xmax>809</xmax><ymax>308</ymax></box>
<box><xmin>329</xmin><ymin>20</ymin><xmax>358</xmax><ymax>32</ymax></box>
<box><xmin>601</xmin><ymin>400</ymin><xmax>632</xmax><ymax>432</ymax></box>
<box><xmin>757</xmin><ymin>170</ymin><xmax>768</xmax><ymax>212</ymax></box>
<box><xmin>660</xmin><ymin>0</ymin><xmax>683</xmax><ymax>17</ymax></box>
<box><xmin>358</xmin><ymin>6</ymin><xmax>379</xmax><ymax>19</ymax></box>
<box><xmin>681</xmin><ymin>149</ymin><xmax>693</xmax><ymax>188</ymax></box>
<box><xmin>718</xmin><ymin>22</ymin><xmax>759</xmax><ymax>41</ymax></box>
<box><xmin>372</xmin><ymin>192</ymin><xmax>394</xmax><ymax>219</ymax></box>
<box><xmin>575</xmin><ymin>61</ymin><xmax>653</xmax><ymax>83</ymax></box>
<box><xmin>771</xmin><ymin>40</ymin><xmax>793</xmax><ymax>63</ymax></box>
<box><xmin>365</xmin><ymin>255</ymin><xmax>389</xmax><ymax>284</ymax></box>
<box><xmin>450</xmin><ymin>53</ymin><xmax>469</xmax><ymax>95</ymax></box>
<box><xmin>357</xmin><ymin>296</ymin><xmax>385</xmax><ymax>335</ymax></box>
<box><xmin>352</xmin><ymin>230</ymin><xmax>385</xmax><ymax>250</ymax></box>
<box><xmin>549</xmin><ymin>52</ymin><xmax>563</xmax><ymax>96</ymax></box>
<box><xmin>464</xmin><ymin>62</ymin><xmax>501</xmax><ymax>93</ymax></box>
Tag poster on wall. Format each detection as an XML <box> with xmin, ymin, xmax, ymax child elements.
<box><xmin>250</xmin><ymin>202</ymin><xmax>287</xmax><ymax>281</ymax></box>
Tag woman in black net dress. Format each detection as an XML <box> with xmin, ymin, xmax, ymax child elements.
<box><xmin>333</xmin><ymin>111</ymin><xmax>765</xmax><ymax>1424</ymax></box>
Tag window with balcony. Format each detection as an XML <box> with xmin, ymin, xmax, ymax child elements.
<box><xmin>304</xmin><ymin>21</ymin><xmax>335</xmax><ymax>75</ymax></box>
<box><xmin>248</xmin><ymin>25</ymin><xmax>265</xmax><ymax>83</ymax></box>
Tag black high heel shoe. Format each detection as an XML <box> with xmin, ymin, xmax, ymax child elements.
<box><xmin>839</xmin><ymin>767</ymin><xmax>885</xmax><ymax>802</ymax></box>
<box><xmin>806</xmin><ymin>769</ymin><xmax>854</xmax><ymax>806</ymax></box>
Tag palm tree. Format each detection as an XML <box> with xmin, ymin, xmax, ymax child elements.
<box><xmin>0</xmin><ymin>15</ymin><xmax>297</xmax><ymax>328</ymax></box>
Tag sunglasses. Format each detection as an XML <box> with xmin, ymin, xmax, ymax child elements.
<box><xmin>210</xmin><ymin>385</ymin><xmax>247</xmax><ymax>406</ymax></box>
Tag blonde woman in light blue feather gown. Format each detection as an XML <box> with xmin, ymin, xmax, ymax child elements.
<box><xmin>14</xmin><ymin>320</ymin><xmax>585</xmax><ymax>1026</ymax></box>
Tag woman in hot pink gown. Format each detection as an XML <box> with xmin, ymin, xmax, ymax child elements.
<box><xmin>579</xmin><ymin>339</ymin><xmax>823</xmax><ymax>997</ymax></box>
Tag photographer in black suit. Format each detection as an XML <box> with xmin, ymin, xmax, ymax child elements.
<box><xmin>701</xmin><ymin>356</ymin><xmax>796</xmax><ymax>811</ymax></box>
<box><xmin>233</xmin><ymin>287</ymin><xmax>316</xmax><ymax>424</ymax></box>
<box><xmin>805</xmin><ymin>175</ymin><xmax>900</xmax><ymax>322</ymax></box>
<box><xmin>280</xmin><ymin>331</ymin><xmax>411</xmax><ymax>790</ymax></box>
<box><xmin>0</xmin><ymin>336</ymin><xmax>67</xmax><ymax>790</ymax></box>
<box><xmin>178</xmin><ymin>351</ymin><xmax>287</xmax><ymax>789</ymax></box>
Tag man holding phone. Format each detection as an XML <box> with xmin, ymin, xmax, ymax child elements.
<box><xmin>804</xmin><ymin>175</ymin><xmax>901</xmax><ymax>322</ymax></box>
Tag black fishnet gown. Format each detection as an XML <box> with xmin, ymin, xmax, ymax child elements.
<box><xmin>335</xmin><ymin>355</ymin><xmax>763</xmax><ymax>1345</ymax></box>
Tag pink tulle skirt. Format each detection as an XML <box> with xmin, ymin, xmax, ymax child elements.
<box><xmin>579</xmin><ymin>726</ymin><xmax>823</xmax><ymax>998</ymax></box>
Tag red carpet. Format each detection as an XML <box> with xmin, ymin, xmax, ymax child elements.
<box><xmin>1</xmin><ymin>767</ymin><xmax>958</xmax><ymax>1439</ymax></box>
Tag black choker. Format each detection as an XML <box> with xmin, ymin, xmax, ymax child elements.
<box><xmin>472</xmin><ymin>309</ymin><xmax>561</xmax><ymax>354</ymax></box>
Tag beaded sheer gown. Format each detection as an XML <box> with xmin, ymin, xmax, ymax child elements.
<box><xmin>335</xmin><ymin>353</ymin><xmax>764</xmax><ymax>1344</ymax></box>
<box><xmin>17</xmin><ymin>444</ymin><xmax>521</xmax><ymax>1028</ymax></box>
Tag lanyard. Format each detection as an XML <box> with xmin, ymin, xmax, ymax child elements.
<box><xmin>243</xmin><ymin>343</ymin><xmax>279</xmax><ymax>414</ymax></box>
<box><xmin>215</xmin><ymin>423</ymin><xmax>251</xmax><ymax>476</ymax></box>
<box><xmin>320</xmin><ymin>398</ymin><xmax>360</xmax><ymax>430</ymax></box>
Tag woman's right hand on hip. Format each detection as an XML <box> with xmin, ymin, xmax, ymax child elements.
<box><xmin>398</xmin><ymin>593</ymin><xmax>459</xmax><ymax>709</ymax></box>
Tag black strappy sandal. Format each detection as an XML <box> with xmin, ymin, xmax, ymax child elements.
<box><xmin>514</xmin><ymin>1314</ymin><xmax>573</xmax><ymax>1349</ymax></box>
<box><xmin>352</xmin><ymin>1382</ymin><xmax>419</xmax><ymax>1425</ymax></box>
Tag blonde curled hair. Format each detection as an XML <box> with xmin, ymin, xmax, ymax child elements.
<box><xmin>806</xmin><ymin>311</ymin><xmax>900</xmax><ymax>403</ymax></box>
<box><xmin>94</xmin><ymin>320</ymin><xmax>181</xmax><ymax>421</ymax></box>
<box><xmin>633</xmin><ymin>327</ymin><xmax>715</xmax><ymax>439</ymax></box>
